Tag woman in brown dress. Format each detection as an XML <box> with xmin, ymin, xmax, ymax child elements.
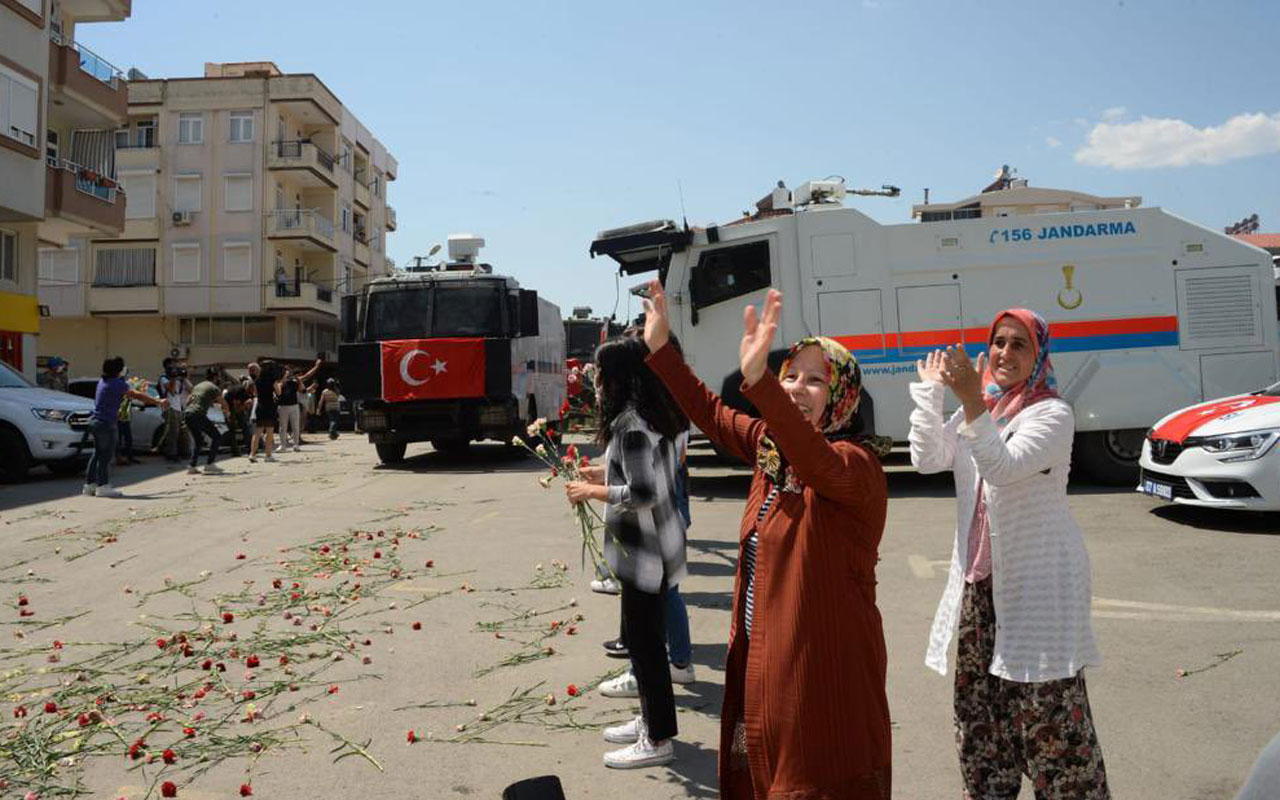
<box><xmin>641</xmin><ymin>281</ymin><xmax>892</xmax><ymax>799</ymax></box>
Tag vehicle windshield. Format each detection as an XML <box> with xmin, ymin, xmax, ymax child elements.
<box><xmin>0</xmin><ymin>361</ymin><xmax>34</xmax><ymax>388</ymax></box>
<box><xmin>365</xmin><ymin>287</ymin><xmax>432</xmax><ymax>341</ymax></box>
<box><xmin>433</xmin><ymin>284</ymin><xmax>505</xmax><ymax>337</ymax></box>
<box><xmin>565</xmin><ymin>321</ymin><xmax>603</xmax><ymax>360</ymax></box>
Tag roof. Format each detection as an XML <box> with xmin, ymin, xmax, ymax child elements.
<box><xmin>912</xmin><ymin>186</ymin><xmax>1141</xmax><ymax>216</ymax></box>
<box><xmin>1232</xmin><ymin>233</ymin><xmax>1280</xmax><ymax>252</ymax></box>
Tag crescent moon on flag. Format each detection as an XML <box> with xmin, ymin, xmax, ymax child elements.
<box><xmin>399</xmin><ymin>349</ymin><xmax>430</xmax><ymax>387</ymax></box>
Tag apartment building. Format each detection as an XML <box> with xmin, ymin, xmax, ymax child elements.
<box><xmin>0</xmin><ymin>0</ymin><xmax>131</xmax><ymax>379</ymax></box>
<box><xmin>38</xmin><ymin>60</ymin><xmax>398</xmax><ymax>377</ymax></box>
<box><xmin>913</xmin><ymin>167</ymin><xmax>1140</xmax><ymax>223</ymax></box>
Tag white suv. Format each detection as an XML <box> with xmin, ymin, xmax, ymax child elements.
<box><xmin>0</xmin><ymin>361</ymin><xmax>94</xmax><ymax>482</ymax></box>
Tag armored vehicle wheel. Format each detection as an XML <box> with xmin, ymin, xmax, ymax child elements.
<box><xmin>375</xmin><ymin>442</ymin><xmax>407</xmax><ymax>464</ymax></box>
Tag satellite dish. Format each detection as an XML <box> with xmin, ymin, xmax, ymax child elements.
<box><xmin>427</xmin><ymin>243</ymin><xmax>441</xmax><ymax>257</ymax></box>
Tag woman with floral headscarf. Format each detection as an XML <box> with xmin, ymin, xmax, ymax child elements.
<box><xmin>909</xmin><ymin>309</ymin><xmax>1110</xmax><ymax>799</ymax></box>
<box><xmin>642</xmin><ymin>281</ymin><xmax>893</xmax><ymax>800</ymax></box>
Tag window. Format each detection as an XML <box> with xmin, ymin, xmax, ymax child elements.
<box><xmin>0</xmin><ymin>66</ymin><xmax>39</xmax><ymax>148</ymax></box>
<box><xmin>302</xmin><ymin>322</ymin><xmax>315</xmax><ymax>348</ymax></box>
<box><xmin>120</xmin><ymin>172</ymin><xmax>156</xmax><ymax>219</ymax></box>
<box><xmin>171</xmin><ymin>244</ymin><xmax>200</xmax><ymax>283</ymax></box>
<box><xmin>45</xmin><ymin>129</ymin><xmax>58</xmax><ymax>166</ymax></box>
<box><xmin>114</xmin><ymin>125</ymin><xmax>129</xmax><ymax>150</ymax></box>
<box><xmin>689</xmin><ymin>240</ymin><xmax>772</xmax><ymax>310</ymax></box>
<box><xmin>1</xmin><ymin>230</ymin><xmax>17</xmax><ymax>283</ymax></box>
<box><xmin>245</xmin><ymin>316</ymin><xmax>275</xmax><ymax>345</ymax></box>
<box><xmin>340</xmin><ymin>203</ymin><xmax>351</xmax><ymax>233</ymax></box>
<box><xmin>136</xmin><ymin>119</ymin><xmax>156</xmax><ymax>148</ymax></box>
<box><xmin>212</xmin><ymin>317</ymin><xmax>242</xmax><ymax>345</ymax></box>
<box><xmin>95</xmin><ymin>247</ymin><xmax>156</xmax><ymax>286</ymax></box>
<box><xmin>229</xmin><ymin>111</ymin><xmax>253</xmax><ymax>143</ymax></box>
<box><xmin>179</xmin><ymin>318</ymin><xmax>194</xmax><ymax>344</ymax></box>
<box><xmin>288</xmin><ymin>318</ymin><xmax>301</xmax><ymax>347</ymax></box>
<box><xmin>177</xmin><ymin>113</ymin><xmax>203</xmax><ymax>145</ymax></box>
<box><xmin>222</xmin><ymin>242</ymin><xmax>251</xmax><ymax>282</ymax></box>
<box><xmin>223</xmin><ymin>173</ymin><xmax>252</xmax><ymax>211</ymax></box>
<box><xmin>316</xmin><ymin>326</ymin><xmax>336</xmax><ymax>353</ymax></box>
<box><xmin>173</xmin><ymin>174</ymin><xmax>202</xmax><ymax>212</ymax></box>
<box><xmin>341</xmin><ymin>141</ymin><xmax>352</xmax><ymax>172</ymax></box>
<box><xmin>38</xmin><ymin>248</ymin><xmax>77</xmax><ymax>285</ymax></box>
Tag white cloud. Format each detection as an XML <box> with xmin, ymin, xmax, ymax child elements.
<box><xmin>1045</xmin><ymin>136</ymin><xmax>1062</xmax><ymax>148</ymax></box>
<box><xmin>1074</xmin><ymin>111</ymin><xmax>1280</xmax><ymax>169</ymax></box>
<box><xmin>1101</xmin><ymin>106</ymin><xmax>1127</xmax><ymax>121</ymax></box>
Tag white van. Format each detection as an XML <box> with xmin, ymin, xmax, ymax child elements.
<box><xmin>590</xmin><ymin>179</ymin><xmax>1280</xmax><ymax>483</ymax></box>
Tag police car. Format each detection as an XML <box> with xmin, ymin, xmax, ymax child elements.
<box><xmin>1138</xmin><ymin>381</ymin><xmax>1280</xmax><ymax>511</ymax></box>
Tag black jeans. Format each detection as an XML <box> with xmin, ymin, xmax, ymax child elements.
<box><xmin>85</xmin><ymin>419</ymin><xmax>116</xmax><ymax>486</ymax></box>
<box><xmin>327</xmin><ymin>409</ymin><xmax>339</xmax><ymax>438</ymax></box>
<box><xmin>620</xmin><ymin>581</ymin><xmax>677</xmax><ymax>742</ymax></box>
<box><xmin>184</xmin><ymin>412</ymin><xmax>220</xmax><ymax>467</ymax></box>
<box><xmin>116</xmin><ymin>419</ymin><xmax>133</xmax><ymax>460</ymax></box>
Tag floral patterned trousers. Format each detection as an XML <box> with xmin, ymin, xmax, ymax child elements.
<box><xmin>954</xmin><ymin>578</ymin><xmax>1110</xmax><ymax>800</ymax></box>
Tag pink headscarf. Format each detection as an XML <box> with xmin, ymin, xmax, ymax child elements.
<box><xmin>982</xmin><ymin>308</ymin><xmax>1059</xmax><ymax>428</ymax></box>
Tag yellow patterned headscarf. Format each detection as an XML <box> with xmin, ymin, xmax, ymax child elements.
<box><xmin>756</xmin><ymin>337</ymin><xmax>892</xmax><ymax>492</ymax></box>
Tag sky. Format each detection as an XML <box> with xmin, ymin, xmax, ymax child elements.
<box><xmin>88</xmin><ymin>0</ymin><xmax>1280</xmax><ymax>320</ymax></box>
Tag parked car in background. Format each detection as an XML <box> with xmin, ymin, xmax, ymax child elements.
<box><xmin>0</xmin><ymin>360</ymin><xmax>93</xmax><ymax>481</ymax></box>
<box><xmin>1139</xmin><ymin>380</ymin><xmax>1280</xmax><ymax>511</ymax></box>
<box><xmin>67</xmin><ymin>378</ymin><xmax>229</xmax><ymax>454</ymax></box>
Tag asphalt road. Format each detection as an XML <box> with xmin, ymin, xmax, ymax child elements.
<box><xmin>1</xmin><ymin>435</ymin><xmax>1277</xmax><ymax>799</ymax></box>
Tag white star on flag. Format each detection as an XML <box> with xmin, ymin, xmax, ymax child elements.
<box><xmin>431</xmin><ymin>358</ymin><xmax>448</xmax><ymax>375</ymax></box>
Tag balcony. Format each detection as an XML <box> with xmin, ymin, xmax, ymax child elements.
<box><xmin>266</xmin><ymin>140</ymin><xmax>337</xmax><ymax>189</ymax></box>
<box><xmin>353</xmin><ymin>233</ymin><xmax>370</xmax><ymax>266</ymax></box>
<box><xmin>265</xmin><ymin>209</ymin><xmax>336</xmax><ymax>252</ymax></box>
<box><xmin>48</xmin><ymin>33</ymin><xmax>127</xmax><ymax>128</ymax></box>
<box><xmin>59</xmin><ymin>0</ymin><xmax>131</xmax><ymax>23</ymax></box>
<box><xmin>265</xmin><ymin>281</ymin><xmax>337</xmax><ymax>316</ymax></box>
<box><xmin>385</xmin><ymin>205</ymin><xmax>397</xmax><ymax>231</ymax></box>
<box><xmin>45</xmin><ymin>160</ymin><xmax>125</xmax><ymax>237</ymax></box>
<box><xmin>89</xmin><ymin>285</ymin><xmax>159</xmax><ymax>314</ymax></box>
<box><xmin>353</xmin><ymin>178</ymin><xmax>370</xmax><ymax>209</ymax></box>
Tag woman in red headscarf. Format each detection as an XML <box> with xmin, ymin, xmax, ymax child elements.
<box><xmin>909</xmin><ymin>309</ymin><xmax>1110</xmax><ymax>799</ymax></box>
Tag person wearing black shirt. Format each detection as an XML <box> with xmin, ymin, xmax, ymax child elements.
<box><xmin>248</xmin><ymin>361</ymin><xmax>279</xmax><ymax>463</ymax></box>
<box><xmin>277</xmin><ymin>358</ymin><xmax>322</xmax><ymax>452</ymax></box>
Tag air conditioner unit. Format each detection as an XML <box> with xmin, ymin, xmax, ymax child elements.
<box><xmin>172</xmin><ymin>210</ymin><xmax>192</xmax><ymax>226</ymax></box>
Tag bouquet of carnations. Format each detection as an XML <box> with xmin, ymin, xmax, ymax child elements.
<box><xmin>513</xmin><ymin>418</ymin><xmax>609</xmax><ymax>576</ymax></box>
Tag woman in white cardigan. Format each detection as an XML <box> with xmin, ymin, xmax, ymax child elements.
<box><xmin>909</xmin><ymin>308</ymin><xmax>1109</xmax><ymax>799</ymax></box>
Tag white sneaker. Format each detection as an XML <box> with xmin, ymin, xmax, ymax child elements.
<box><xmin>603</xmin><ymin>715</ymin><xmax>642</xmax><ymax>744</ymax></box>
<box><xmin>603</xmin><ymin>725</ymin><xmax>673</xmax><ymax>770</ymax></box>
<box><xmin>590</xmin><ymin>577</ymin><xmax>621</xmax><ymax>595</ymax></box>
<box><xmin>291</xmin><ymin>446</ymin><xmax>301</xmax><ymax>453</ymax></box>
<box><xmin>248</xmin><ymin>456</ymin><xmax>257</xmax><ymax>463</ymax></box>
<box><xmin>670</xmin><ymin>663</ymin><xmax>696</xmax><ymax>685</ymax></box>
<box><xmin>202</xmin><ymin>464</ymin><xmax>224</xmax><ymax>474</ymax></box>
<box><xmin>95</xmin><ymin>484</ymin><xmax>122</xmax><ymax>498</ymax></box>
<box><xmin>264</xmin><ymin>454</ymin><xmax>276</xmax><ymax>462</ymax></box>
<box><xmin>82</xmin><ymin>483</ymin><xmax>97</xmax><ymax>496</ymax></box>
<box><xmin>186</xmin><ymin>466</ymin><xmax>201</xmax><ymax>475</ymax></box>
<box><xmin>600</xmin><ymin>671</ymin><xmax>638</xmax><ymax>698</ymax></box>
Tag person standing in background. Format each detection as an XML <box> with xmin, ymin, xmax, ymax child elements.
<box><xmin>277</xmin><ymin>358</ymin><xmax>322</xmax><ymax>452</ymax></box>
<box><xmin>86</xmin><ymin>357</ymin><xmax>165</xmax><ymax>498</ymax></box>
<box><xmin>319</xmin><ymin>379</ymin><xmax>342</xmax><ymax>439</ymax></box>
<box><xmin>222</xmin><ymin>379</ymin><xmax>253</xmax><ymax>457</ymax></box>
<box><xmin>184</xmin><ymin>367</ymin><xmax>231</xmax><ymax>475</ymax></box>
<box><xmin>249</xmin><ymin>361</ymin><xmax>280</xmax><ymax>463</ymax></box>
<box><xmin>157</xmin><ymin>361</ymin><xmax>191</xmax><ymax>463</ymax></box>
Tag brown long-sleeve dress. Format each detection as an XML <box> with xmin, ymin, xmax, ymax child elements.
<box><xmin>647</xmin><ymin>342</ymin><xmax>891</xmax><ymax>800</ymax></box>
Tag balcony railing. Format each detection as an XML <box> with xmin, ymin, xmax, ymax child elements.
<box><xmin>50</xmin><ymin>31</ymin><xmax>124</xmax><ymax>88</ymax></box>
<box><xmin>52</xmin><ymin>158</ymin><xmax>120</xmax><ymax>203</ymax></box>
<box><xmin>271</xmin><ymin>140</ymin><xmax>335</xmax><ymax>173</ymax></box>
<box><xmin>267</xmin><ymin>280</ymin><xmax>337</xmax><ymax>315</ymax></box>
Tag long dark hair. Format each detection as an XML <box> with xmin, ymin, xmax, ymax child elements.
<box><xmin>594</xmin><ymin>336</ymin><xmax>686</xmax><ymax>446</ymax></box>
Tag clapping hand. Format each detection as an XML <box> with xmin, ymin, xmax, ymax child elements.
<box><xmin>916</xmin><ymin>349</ymin><xmax>946</xmax><ymax>384</ymax></box>
<box><xmin>641</xmin><ymin>279</ymin><xmax>670</xmax><ymax>354</ymax></box>
<box><xmin>740</xmin><ymin>290</ymin><xmax>781</xmax><ymax>387</ymax></box>
<box><xmin>938</xmin><ymin>345</ymin><xmax>988</xmax><ymax>422</ymax></box>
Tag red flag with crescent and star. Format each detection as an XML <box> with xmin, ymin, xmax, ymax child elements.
<box><xmin>380</xmin><ymin>338</ymin><xmax>486</xmax><ymax>402</ymax></box>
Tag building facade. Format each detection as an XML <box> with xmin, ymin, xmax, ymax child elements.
<box><xmin>38</xmin><ymin>60</ymin><xmax>397</xmax><ymax>378</ymax></box>
<box><xmin>913</xmin><ymin>179</ymin><xmax>1140</xmax><ymax>223</ymax></box>
<box><xmin>0</xmin><ymin>0</ymin><xmax>131</xmax><ymax>379</ymax></box>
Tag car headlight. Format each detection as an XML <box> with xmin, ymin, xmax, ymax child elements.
<box><xmin>31</xmin><ymin>408</ymin><xmax>74</xmax><ymax>424</ymax></box>
<box><xmin>1187</xmin><ymin>428</ymin><xmax>1280</xmax><ymax>462</ymax></box>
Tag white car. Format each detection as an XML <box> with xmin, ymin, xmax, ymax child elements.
<box><xmin>0</xmin><ymin>360</ymin><xmax>94</xmax><ymax>481</ymax></box>
<box><xmin>1138</xmin><ymin>381</ymin><xmax>1280</xmax><ymax>511</ymax></box>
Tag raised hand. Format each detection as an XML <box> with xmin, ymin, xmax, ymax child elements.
<box><xmin>916</xmin><ymin>349</ymin><xmax>946</xmax><ymax>384</ymax></box>
<box><xmin>940</xmin><ymin>345</ymin><xmax>987</xmax><ymax>417</ymax></box>
<box><xmin>740</xmin><ymin>290</ymin><xmax>782</xmax><ymax>387</ymax></box>
<box><xmin>641</xmin><ymin>279</ymin><xmax>670</xmax><ymax>354</ymax></box>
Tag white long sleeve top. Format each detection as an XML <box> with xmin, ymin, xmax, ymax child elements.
<box><xmin>908</xmin><ymin>381</ymin><xmax>1101</xmax><ymax>683</ymax></box>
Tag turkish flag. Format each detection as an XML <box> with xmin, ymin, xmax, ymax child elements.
<box><xmin>380</xmin><ymin>338</ymin><xmax>487</xmax><ymax>402</ymax></box>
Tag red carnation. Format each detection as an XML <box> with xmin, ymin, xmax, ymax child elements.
<box><xmin>245</xmin><ymin>654</ymin><xmax>260</xmax><ymax>668</ymax></box>
<box><xmin>183</xmin><ymin>726</ymin><xmax>196</xmax><ymax>738</ymax></box>
<box><xmin>13</xmin><ymin>705</ymin><xmax>26</xmax><ymax>718</ymax></box>
<box><xmin>566</xmin><ymin>684</ymin><xmax>579</xmax><ymax>697</ymax></box>
<box><xmin>327</xmin><ymin>684</ymin><xmax>339</xmax><ymax>694</ymax></box>
<box><xmin>406</xmin><ymin>729</ymin><xmax>417</xmax><ymax>744</ymax></box>
<box><xmin>373</xmin><ymin>550</ymin><xmax>382</xmax><ymax>559</ymax></box>
<box><xmin>43</xmin><ymin>701</ymin><xmax>57</xmax><ymax>714</ymax></box>
<box><xmin>566</xmin><ymin>626</ymin><xmax>577</xmax><ymax>635</ymax></box>
<box><xmin>78</xmin><ymin>712</ymin><xmax>91</xmax><ymax>726</ymax></box>
<box><xmin>161</xmin><ymin>780</ymin><xmax>177</xmax><ymax>797</ymax></box>
<box><xmin>271</xmin><ymin>578</ymin><xmax>282</xmax><ymax>589</ymax></box>
<box><xmin>156</xmin><ymin>638</ymin><xmax>168</xmax><ymax>650</ymax></box>
<box><xmin>128</xmin><ymin>738</ymin><xmax>145</xmax><ymax>760</ymax></box>
<box><xmin>239</xmin><ymin>785</ymin><xmax>253</xmax><ymax>797</ymax></box>
<box><xmin>200</xmin><ymin>659</ymin><xmax>212</xmax><ymax>671</ymax></box>
<box><xmin>425</xmin><ymin>559</ymin><xmax>434</xmax><ymax>568</ymax></box>
<box><xmin>278</xmin><ymin>655</ymin><xmax>289</xmax><ymax>666</ymax></box>
<box><xmin>319</xmin><ymin>544</ymin><xmax>330</xmax><ymax>554</ymax></box>
<box><xmin>17</xmin><ymin>595</ymin><xmax>28</xmax><ymax>606</ymax></box>
<box><xmin>235</xmin><ymin>553</ymin><xmax>246</xmax><ymax>560</ymax></box>
<box><xmin>162</xmin><ymin>748</ymin><xmax>177</xmax><ymax>764</ymax></box>
<box><xmin>579</xmin><ymin>456</ymin><xmax>590</xmax><ymax>467</ymax></box>
<box><xmin>412</xmin><ymin>621</ymin><xmax>422</xmax><ymax>630</ymax></box>
<box><xmin>222</xmin><ymin>612</ymin><xmax>234</xmax><ymax>624</ymax></box>
<box><xmin>52</xmin><ymin>640</ymin><xmax>62</xmax><ymax>649</ymax></box>
<box><xmin>146</xmin><ymin>711</ymin><xmax>163</xmax><ymax>722</ymax></box>
<box><xmin>241</xmin><ymin>690</ymin><xmax>255</xmax><ymax>700</ymax></box>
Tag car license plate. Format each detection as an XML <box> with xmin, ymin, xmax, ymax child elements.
<box><xmin>1141</xmin><ymin>479</ymin><xmax>1173</xmax><ymax>500</ymax></box>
